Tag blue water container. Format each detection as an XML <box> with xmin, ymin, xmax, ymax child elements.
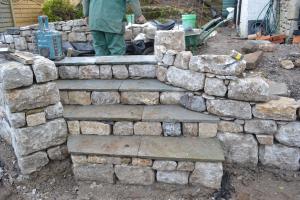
<box><xmin>36</xmin><ymin>16</ymin><xmax>64</xmax><ymax>60</ymax></box>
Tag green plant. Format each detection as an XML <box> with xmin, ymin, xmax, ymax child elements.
<box><xmin>42</xmin><ymin>0</ymin><xmax>83</xmax><ymax>22</ymax></box>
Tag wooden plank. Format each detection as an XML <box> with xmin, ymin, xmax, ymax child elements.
<box><xmin>7</xmin><ymin>51</ymin><xmax>35</xmax><ymax>65</ymax></box>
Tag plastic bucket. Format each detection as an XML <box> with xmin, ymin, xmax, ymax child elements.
<box><xmin>126</xmin><ymin>14</ymin><xmax>135</xmax><ymax>24</ymax></box>
<box><xmin>182</xmin><ymin>14</ymin><xmax>197</xmax><ymax>30</ymax></box>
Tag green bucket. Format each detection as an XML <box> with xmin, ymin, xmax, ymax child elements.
<box><xmin>182</xmin><ymin>14</ymin><xmax>197</xmax><ymax>30</ymax></box>
<box><xmin>126</xmin><ymin>14</ymin><xmax>135</xmax><ymax>24</ymax></box>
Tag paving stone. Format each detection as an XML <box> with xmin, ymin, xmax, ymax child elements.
<box><xmin>157</xmin><ymin>171</ymin><xmax>189</xmax><ymax>185</ymax></box>
<box><xmin>58</xmin><ymin>66</ymin><xmax>79</xmax><ymax>79</ymax></box>
<box><xmin>26</xmin><ymin>112</ymin><xmax>46</xmax><ymax>127</ymax></box>
<box><xmin>217</xmin><ymin>121</ymin><xmax>243</xmax><ymax>133</ymax></box>
<box><xmin>256</xmin><ymin>135</ymin><xmax>273</xmax><ymax>145</ymax></box>
<box><xmin>80</xmin><ymin>121</ymin><xmax>111</xmax><ymax>135</ymax></box>
<box><xmin>162</xmin><ymin>122</ymin><xmax>181</xmax><ymax>136</ymax></box>
<box><xmin>182</xmin><ymin>123</ymin><xmax>198</xmax><ymax>137</ymax></box>
<box><xmin>47</xmin><ymin>145</ymin><xmax>69</xmax><ymax>160</ymax></box>
<box><xmin>91</xmin><ymin>92</ymin><xmax>120</xmax><ymax>105</ymax></box>
<box><xmin>134</xmin><ymin>122</ymin><xmax>162</xmax><ymax>136</ymax></box>
<box><xmin>152</xmin><ymin>160</ymin><xmax>177</xmax><ymax>170</ymax></box>
<box><xmin>45</xmin><ymin>102</ymin><xmax>63</xmax><ymax>119</ymax></box>
<box><xmin>87</xmin><ymin>156</ymin><xmax>130</xmax><ymax>165</ymax></box>
<box><xmin>160</xmin><ymin>92</ymin><xmax>185</xmax><ymax>104</ymax></box>
<box><xmin>55</xmin><ymin>80</ymin><xmax>122</xmax><ymax>91</ymax></box>
<box><xmin>180</xmin><ymin>94</ymin><xmax>206</xmax><ymax>112</ymax></box>
<box><xmin>115</xmin><ymin>165</ymin><xmax>155</xmax><ymax>185</ymax></box>
<box><xmin>177</xmin><ymin>161</ymin><xmax>195</xmax><ymax>171</ymax></box>
<box><xmin>99</xmin><ymin>65</ymin><xmax>112</xmax><ymax>79</ymax></box>
<box><xmin>73</xmin><ymin>164</ymin><xmax>114</xmax><ymax>183</ymax></box>
<box><xmin>174</xmin><ymin>51</ymin><xmax>192</xmax><ymax>70</ymax></box>
<box><xmin>244</xmin><ymin>51</ymin><xmax>263</xmax><ymax>69</ymax></box>
<box><xmin>68</xmin><ymin>91</ymin><xmax>91</xmax><ymax>105</ymax></box>
<box><xmin>18</xmin><ymin>151</ymin><xmax>49</xmax><ymax>174</ymax></box>
<box><xmin>8</xmin><ymin>112</ymin><xmax>26</xmax><ymax>128</ymax></box>
<box><xmin>275</xmin><ymin>122</ymin><xmax>300</xmax><ymax>147</ymax></box>
<box><xmin>121</xmin><ymin>92</ymin><xmax>159</xmax><ymax>105</ymax></box>
<box><xmin>132</xmin><ymin>158</ymin><xmax>153</xmax><ymax>167</ymax></box>
<box><xmin>128</xmin><ymin>65</ymin><xmax>156</xmax><ymax>78</ymax></box>
<box><xmin>244</xmin><ymin>120</ymin><xmax>277</xmax><ymax>134</ymax></box>
<box><xmin>198</xmin><ymin>123</ymin><xmax>218</xmax><ymax>138</ymax></box>
<box><xmin>112</xmin><ymin>65</ymin><xmax>128</xmax><ymax>79</ymax></box>
<box><xmin>113</xmin><ymin>121</ymin><xmax>134</xmax><ymax>135</ymax></box>
<box><xmin>204</xmin><ymin>78</ymin><xmax>227</xmax><ymax>97</ymax></box>
<box><xmin>67</xmin><ymin>121</ymin><xmax>80</xmax><ymax>135</ymax></box>
<box><xmin>79</xmin><ymin>65</ymin><xmax>100</xmax><ymax>79</ymax></box>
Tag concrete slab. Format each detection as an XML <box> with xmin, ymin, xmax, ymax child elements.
<box><xmin>55</xmin><ymin>80</ymin><xmax>123</xmax><ymax>91</ymax></box>
<box><xmin>119</xmin><ymin>79</ymin><xmax>186</xmax><ymax>92</ymax></box>
<box><xmin>142</xmin><ymin>105</ymin><xmax>220</xmax><ymax>122</ymax></box>
<box><xmin>63</xmin><ymin>105</ymin><xmax>144</xmax><ymax>121</ymax></box>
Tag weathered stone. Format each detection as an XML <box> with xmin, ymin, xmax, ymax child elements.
<box><xmin>154</xmin><ymin>45</ymin><xmax>166</xmax><ymax>62</ymax></box>
<box><xmin>244</xmin><ymin>51</ymin><xmax>263</xmax><ymax>69</ymax></box>
<box><xmin>79</xmin><ymin>65</ymin><xmax>99</xmax><ymax>79</ymax></box>
<box><xmin>160</xmin><ymin>92</ymin><xmax>185</xmax><ymax>104</ymax></box>
<box><xmin>87</xmin><ymin>156</ymin><xmax>130</xmax><ymax>165</ymax></box>
<box><xmin>162</xmin><ymin>122</ymin><xmax>181</xmax><ymax>136</ymax></box>
<box><xmin>259</xmin><ymin>144</ymin><xmax>300</xmax><ymax>171</ymax></box>
<box><xmin>0</xmin><ymin>117</ymin><xmax>12</xmax><ymax>144</ymax></box>
<box><xmin>9</xmin><ymin>112</ymin><xmax>26</xmax><ymax>128</ymax></box>
<box><xmin>134</xmin><ymin>122</ymin><xmax>162</xmax><ymax>136</ymax></box>
<box><xmin>217</xmin><ymin>133</ymin><xmax>258</xmax><ymax>165</ymax></box>
<box><xmin>154</xmin><ymin>30</ymin><xmax>185</xmax><ymax>51</ymax></box>
<box><xmin>113</xmin><ymin>121</ymin><xmax>133</xmax><ymax>135</ymax></box>
<box><xmin>67</xmin><ymin>121</ymin><xmax>80</xmax><ymax>135</ymax></box>
<box><xmin>71</xmin><ymin>155</ymin><xmax>87</xmax><ymax>164</ymax></box>
<box><xmin>68</xmin><ymin>91</ymin><xmax>91</xmax><ymax>105</ymax></box>
<box><xmin>26</xmin><ymin>112</ymin><xmax>46</xmax><ymax>127</ymax></box>
<box><xmin>156</xmin><ymin>65</ymin><xmax>168</xmax><ymax>82</ymax></box>
<box><xmin>58</xmin><ymin>66</ymin><xmax>79</xmax><ymax>79</ymax></box>
<box><xmin>129</xmin><ymin>65</ymin><xmax>156</xmax><ymax>78</ymax></box>
<box><xmin>280</xmin><ymin>60</ymin><xmax>294</xmax><ymax>69</ymax></box>
<box><xmin>99</xmin><ymin>65</ymin><xmax>112</xmax><ymax>79</ymax></box>
<box><xmin>80</xmin><ymin>121</ymin><xmax>111</xmax><ymax>135</ymax></box>
<box><xmin>174</xmin><ymin>51</ymin><xmax>193</xmax><ymax>70</ymax></box>
<box><xmin>91</xmin><ymin>92</ymin><xmax>120</xmax><ymax>105</ymax></box>
<box><xmin>45</xmin><ymin>102</ymin><xmax>63</xmax><ymax>119</ymax></box>
<box><xmin>177</xmin><ymin>161</ymin><xmax>195</xmax><ymax>171</ymax></box>
<box><xmin>121</xmin><ymin>92</ymin><xmax>159</xmax><ymax>105</ymax></box>
<box><xmin>132</xmin><ymin>158</ymin><xmax>153</xmax><ymax>167</ymax></box>
<box><xmin>295</xmin><ymin>59</ymin><xmax>300</xmax><ymax>68</ymax></box>
<box><xmin>1</xmin><ymin>62</ymin><xmax>33</xmax><ymax>89</ymax></box>
<box><xmin>14</xmin><ymin>37</ymin><xmax>27</xmax><ymax>50</ymax></box>
<box><xmin>204</xmin><ymin>78</ymin><xmax>227</xmax><ymax>97</ymax></box>
<box><xmin>60</xmin><ymin>91</ymin><xmax>69</xmax><ymax>104</ymax></box>
<box><xmin>47</xmin><ymin>145</ymin><xmax>69</xmax><ymax>160</ymax></box>
<box><xmin>153</xmin><ymin>160</ymin><xmax>177</xmax><ymax>170</ymax></box>
<box><xmin>32</xmin><ymin>57</ymin><xmax>58</xmax><ymax>83</ymax></box>
<box><xmin>73</xmin><ymin>164</ymin><xmax>114</xmax><ymax>183</ymax></box>
<box><xmin>258</xmin><ymin>43</ymin><xmax>276</xmax><ymax>52</ymax></box>
<box><xmin>162</xmin><ymin>50</ymin><xmax>177</xmax><ymax>66</ymax></box>
<box><xmin>256</xmin><ymin>135</ymin><xmax>273</xmax><ymax>145</ymax></box>
<box><xmin>228</xmin><ymin>77</ymin><xmax>270</xmax><ymax>102</ymax></box>
<box><xmin>217</xmin><ymin>121</ymin><xmax>243</xmax><ymax>133</ymax></box>
<box><xmin>198</xmin><ymin>123</ymin><xmax>218</xmax><ymax>138</ymax></box>
<box><xmin>189</xmin><ymin>162</ymin><xmax>223</xmax><ymax>189</ymax></box>
<box><xmin>275</xmin><ymin>122</ymin><xmax>300</xmax><ymax>147</ymax></box>
<box><xmin>156</xmin><ymin>171</ymin><xmax>189</xmax><ymax>185</ymax></box>
<box><xmin>166</xmin><ymin>66</ymin><xmax>205</xmax><ymax>91</ymax></box>
<box><xmin>18</xmin><ymin>151</ymin><xmax>49</xmax><ymax>174</ymax></box>
<box><xmin>6</xmin><ymin>82</ymin><xmax>60</xmax><ymax>112</ymax></box>
<box><xmin>207</xmin><ymin>99</ymin><xmax>252</xmax><ymax>119</ymax></box>
<box><xmin>180</xmin><ymin>94</ymin><xmax>206</xmax><ymax>112</ymax></box>
<box><xmin>112</xmin><ymin>65</ymin><xmax>128</xmax><ymax>79</ymax></box>
<box><xmin>115</xmin><ymin>165</ymin><xmax>155</xmax><ymax>185</ymax></box>
<box><xmin>14</xmin><ymin>118</ymin><xmax>67</xmax><ymax>156</ymax></box>
<box><xmin>68</xmin><ymin>32</ymin><xmax>86</xmax><ymax>42</ymax></box>
<box><xmin>182</xmin><ymin>123</ymin><xmax>198</xmax><ymax>137</ymax></box>
<box><xmin>267</xmin><ymin>80</ymin><xmax>290</xmax><ymax>97</ymax></box>
<box><xmin>244</xmin><ymin>120</ymin><xmax>277</xmax><ymax>134</ymax></box>
<box><xmin>189</xmin><ymin>55</ymin><xmax>246</xmax><ymax>76</ymax></box>
<box><xmin>253</xmin><ymin>97</ymin><xmax>299</xmax><ymax>121</ymax></box>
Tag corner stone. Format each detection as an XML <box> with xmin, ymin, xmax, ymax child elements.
<box><xmin>32</xmin><ymin>57</ymin><xmax>58</xmax><ymax>83</ymax></box>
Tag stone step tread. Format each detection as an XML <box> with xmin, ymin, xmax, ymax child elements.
<box><xmin>63</xmin><ymin>105</ymin><xmax>220</xmax><ymax>122</ymax></box>
<box><xmin>55</xmin><ymin>55</ymin><xmax>157</xmax><ymax>66</ymax></box>
<box><xmin>55</xmin><ymin>79</ymin><xmax>186</xmax><ymax>92</ymax></box>
<box><xmin>68</xmin><ymin>135</ymin><xmax>225</xmax><ymax>162</ymax></box>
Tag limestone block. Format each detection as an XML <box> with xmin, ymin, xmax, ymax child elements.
<box><xmin>14</xmin><ymin>37</ymin><xmax>27</xmax><ymax>50</ymax></box>
<box><xmin>207</xmin><ymin>99</ymin><xmax>252</xmax><ymax>119</ymax></box>
<box><xmin>160</xmin><ymin>92</ymin><xmax>185</xmax><ymax>104</ymax></box>
<box><xmin>121</xmin><ymin>92</ymin><xmax>159</xmax><ymax>105</ymax></box>
<box><xmin>244</xmin><ymin>120</ymin><xmax>277</xmax><ymax>134</ymax></box>
<box><xmin>112</xmin><ymin>65</ymin><xmax>129</xmax><ymax>79</ymax></box>
<box><xmin>162</xmin><ymin>122</ymin><xmax>181</xmax><ymax>136</ymax></box>
<box><xmin>80</xmin><ymin>121</ymin><xmax>111</xmax><ymax>135</ymax></box>
<box><xmin>152</xmin><ymin>160</ymin><xmax>177</xmax><ymax>170</ymax></box>
<box><xmin>18</xmin><ymin>151</ymin><xmax>49</xmax><ymax>174</ymax></box>
<box><xmin>182</xmin><ymin>123</ymin><xmax>198</xmax><ymax>137</ymax></box>
<box><xmin>87</xmin><ymin>156</ymin><xmax>130</xmax><ymax>165</ymax></box>
<box><xmin>68</xmin><ymin>91</ymin><xmax>91</xmax><ymax>105</ymax></box>
<box><xmin>275</xmin><ymin>122</ymin><xmax>300</xmax><ymax>147</ymax></box>
<box><xmin>8</xmin><ymin>112</ymin><xmax>26</xmax><ymax>128</ymax></box>
<box><xmin>91</xmin><ymin>92</ymin><xmax>120</xmax><ymax>105</ymax></box>
<box><xmin>154</xmin><ymin>30</ymin><xmax>185</xmax><ymax>51</ymax></box>
<box><xmin>71</xmin><ymin>155</ymin><xmax>87</xmax><ymax>165</ymax></box>
<box><xmin>198</xmin><ymin>123</ymin><xmax>218</xmax><ymax>138</ymax></box>
<box><xmin>67</xmin><ymin>121</ymin><xmax>80</xmax><ymax>135</ymax></box>
<box><xmin>132</xmin><ymin>158</ymin><xmax>153</xmax><ymax>167</ymax></box>
<box><xmin>256</xmin><ymin>135</ymin><xmax>273</xmax><ymax>145</ymax></box>
<box><xmin>180</xmin><ymin>94</ymin><xmax>206</xmax><ymax>112</ymax></box>
<box><xmin>47</xmin><ymin>145</ymin><xmax>69</xmax><ymax>160</ymax></box>
<box><xmin>115</xmin><ymin>165</ymin><xmax>155</xmax><ymax>185</ymax></box>
<box><xmin>134</xmin><ymin>122</ymin><xmax>162</xmax><ymax>136</ymax></box>
<box><xmin>68</xmin><ymin>32</ymin><xmax>87</xmax><ymax>42</ymax></box>
<box><xmin>73</xmin><ymin>19</ymin><xmax>85</xmax><ymax>26</ymax></box>
<box><xmin>154</xmin><ymin>45</ymin><xmax>166</xmax><ymax>62</ymax></box>
<box><xmin>156</xmin><ymin>65</ymin><xmax>168</xmax><ymax>82</ymax></box>
<box><xmin>99</xmin><ymin>65</ymin><xmax>112</xmax><ymax>79</ymax></box>
<box><xmin>174</xmin><ymin>51</ymin><xmax>193</xmax><ymax>70</ymax></box>
<box><xmin>60</xmin><ymin>91</ymin><xmax>69</xmax><ymax>104</ymax></box>
<box><xmin>204</xmin><ymin>78</ymin><xmax>227</xmax><ymax>97</ymax></box>
<box><xmin>113</xmin><ymin>121</ymin><xmax>134</xmax><ymax>135</ymax></box>
<box><xmin>217</xmin><ymin>121</ymin><xmax>243</xmax><ymax>133</ymax></box>
<box><xmin>45</xmin><ymin>102</ymin><xmax>63</xmax><ymax>120</ymax></box>
<box><xmin>26</xmin><ymin>112</ymin><xmax>46</xmax><ymax>127</ymax></box>
<box><xmin>157</xmin><ymin>171</ymin><xmax>189</xmax><ymax>185</ymax></box>
<box><xmin>162</xmin><ymin>50</ymin><xmax>177</xmax><ymax>66</ymax></box>
<box><xmin>189</xmin><ymin>162</ymin><xmax>223</xmax><ymax>189</ymax></box>
<box><xmin>32</xmin><ymin>57</ymin><xmax>58</xmax><ymax>83</ymax></box>
<box><xmin>129</xmin><ymin>65</ymin><xmax>156</xmax><ymax>78</ymax></box>
<box><xmin>177</xmin><ymin>161</ymin><xmax>195</xmax><ymax>171</ymax></box>
<box><xmin>79</xmin><ymin>65</ymin><xmax>99</xmax><ymax>79</ymax></box>
<box><xmin>58</xmin><ymin>66</ymin><xmax>79</xmax><ymax>79</ymax></box>
<box><xmin>73</xmin><ymin>164</ymin><xmax>114</xmax><ymax>183</ymax></box>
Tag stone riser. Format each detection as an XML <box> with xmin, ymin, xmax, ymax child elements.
<box><xmin>71</xmin><ymin>154</ymin><xmax>223</xmax><ymax>189</ymax></box>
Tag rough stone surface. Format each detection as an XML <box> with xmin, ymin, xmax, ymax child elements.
<box><xmin>79</xmin><ymin>65</ymin><xmax>99</xmax><ymax>79</ymax></box>
<box><xmin>154</xmin><ymin>30</ymin><xmax>185</xmax><ymax>51</ymax></box>
<box><xmin>58</xmin><ymin>66</ymin><xmax>79</xmax><ymax>79</ymax></box>
<box><xmin>73</xmin><ymin>164</ymin><xmax>114</xmax><ymax>183</ymax></box>
<box><xmin>132</xmin><ymin>158</ymin><xmax>153</xmax><ymax>167</ymax></box>
<box><xmin>275</xmin><ymin>122</ymin><xmax>300</xmax><ymax>147</ymax></box>
<box><xmin>174</xmin><ymin>51</ymin><xmax>193</xmax><ymax>70</ymax></box>
<box><xmin>6</xmin><ymin>82</ymin><xmax>60</xmax><ymax>112</ymax></box>
<box><xmin>162</xmin><ymin>50</ymin><xmax>176</xmax><ymax>66</ymax></box>
<box><xmin>253</xmin><ymin>97</ymin><xmax>299</xmax><ymax>121</ymax></box>
<box><xmin>32</xmin><ymin>57</ymin><xmax>58</xmax><ymax>83</ymax></box>
<box><xmin>26</xmin><ymin>112</ymin><xmax>46</xmax><ymax>127</ymax></box>
<box><xmin>60</xmin><ymin>91</ymin><xmax>69</xmax><ymax>104</ymax></box>
<box><xmin>162</xmin><ymin>122</ymin><xmax>181</xmax><ymax>136</ymax></box>
<box><xmin>68</xmin><ymin>32</ymin><xmax>86</xmax><ymax>42</ymax></box>
<box><xmin>244</xmin><ymin>120</ymin><xmax>277</xmax><ymax>134</ymax></box>
<box><xmin>1</xmin><ymin>62</ymin><xmax>33</xmax><ymax>89</ymax></box>
<box><xmin>154</xmin><ymin>45</ymin><xmax>166</xmax><ymax>62</ymax></box>
<box><xmin>121</xmin><ymin>92</ymin><xmax>159</xmax><ymax>105</ymax></box>
<box><xmin>71</xmin><ymin>155</ymin><xmax>87</xmax><ymax>165</ymax></box>
<box><xmin>67</xmin><ymin>121</ymin><xmax>80</xmax><ymax>135</ymax></box>
<box><xmin>207</xmin><ymin>99</ymin><xmax>252</xmax><ymax>119</ymax></box>
<box><xmin>115</xmin><ymin>165</ymin><xmax>155</xmax><ymax>185</ymax></box>
<box><xmin>217</xmin><ymin>133</ymin><xmax>258</xmax><ymax>166</ymax></box>
<box><xmin>166</xmin><ymin>66</ymin><xmax>205</xmax><ymax>91</ymax></box>
<box><xmin>177</xmin><ymin>161</ymin><xmax>195</xmax><ymax>171</ymax></box>
<box><xmin>189</xmin><ymin>55</ymin><xmax>246</xmax><ymax>76</ymax></box>
<box><xmin>129</xmin><ymin>65</ymin><xmax>156</xmax><ymax>78</ymax></box>
<box><xmin>180</xmin><ymin>94</ymin><xmax>206</xmax><ymax>112</ymax></box>
<box><xmin>45</xmin><ymin>102</ymin><xmax>64</xmax><ymax>119</ymax></box>
<box><xmin>156</xmin><ymin>171</ymin><xmax>189</xmax><ymax>185</ymax></box>
<box><xmin>198</xmin><ymin>123</ymin><xmax>218</xmax><ymax>138</ymax></box>
<box><xmin>99</xmin><ymin>65</ymin><xmax>112</xmax><ymax>79</ymax></box>
<box><xmin>80</xmin><ymin>121</ymin><xmax>111</xmax><ymax>135</ymax></box>
<box><xmin>204</xmin><ymin>78</ymin><xmax>227</xmax><ymax>97</ymax></box>
<box><xmin>259</xmin><ymin>144</ymin><xmax>300</xmax><ymax>171</ymax></box>
<box><xmin>152</xmin><ymin>160</ymin><xmax>177</xmax><ymax>170</ymax></box>
<box><xmin>217</xmin><ymin>121</ymin><xmax>243</xmax><ymax>133</ymax></box>
<box><xmin>244</xmin><ymin>51</ymin><xmax>263</xmax><ymax>69</ymax></box>
<box><xmin>9</xmin><ymin>112</ymin><xmax>26</xmax><ymax>128</ymax></box>
<box><xmin>256</xmin><ymin>135</ymin><xmax>274</xmax><ymax>145</ymax></box>
<box><xmin>280</xmin><ymin>60</ymin><xmax>294</xmax><ymax>69</ymax></box>
<box><xmin>113</xmin><ymin>121</ymin><xmax>134</xmax><ymax>135</ymax></box>
<box><xmin>112</xmin><ymin>65</ymin><xmax>129</xmax><ymax>79</ymax></box>
<box><xmin>156</xmin><ymin>65</ymin><xmax>168</xmax><ymax>82</ymax></box>
<box><xmin>228</xmin><ymin>77</ymin><xmax>270</xmax><ymax>102</ymax></box>
<box><xmin>134</xmin><ymin>122</ymin><xmax>162</xmax><ymax>136</ymax></box>
<box><xmin>87</xmin><ymin>156</ymin><xmax>130</xmax><ymax>165</ymax></box>
<box><xmin>182</xmin><ymin>123</ymin><xmax>198</xmax><ymax>137</ymax></box>
<box><xmin>14</xmin><ymin>37</ymin><xmax>27</xmax><ymax>50</ymax></box>
<box><xmin>68</xmin><ymin>91</ymin><xmax>91</xmax><ymax>105</ymax></box>
<box><xmin>160</xmin><ymin>92</ymin><xmax>185</xmax><ymax>104</ymax></box>
<box><xmin>18</xmin><ymin>151</ymin><xmax>49</xmax><ymax>174</ymax></box>
<box><xmin>189</xmin><ymin>162</ymin><xmax>223</xmax><ymax>189</ymax></box>
<box><xmin>91</xmin><ymin>92</ymin><xmax>120</xmax><ymax>105</ymax></box>
<box><xmin>47</xmin><ymin>145</ymin><xmax>69</xmax><ymax>160</ymax></box>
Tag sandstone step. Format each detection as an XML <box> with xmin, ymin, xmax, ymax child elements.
<box><xmin>68</xmin><ymin>135</ymin><xmax>225</xmax><ymax>162</ymax></box>
<box><xmin>55</xmin><ymin>79</ymin><xmax>186</xmax><ymax>92</ymax></box>
<box><xmin>55</xmin><ymin>55</ymin><xmax>157</xmax><ymax>66</ymax></box>
<box><xmin>63</xmin><ymin>105</ymin><xmax>220</xmax><ymax>122</ymax></box>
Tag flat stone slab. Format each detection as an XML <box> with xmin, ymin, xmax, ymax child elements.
<box><xmin>55</xmin><ymin>55</ymin><xmax>157</xmax><ymax>66</ymax></box>
<box><xmin>142</xmin><ymin>105</ymin><xmax>220</xmax><ymax>122</ymax></box>
<box><xmin>55</xmin><ymin>80</ymin><xmax>123</xmax><ymax>91</ymax></box>
<box><xmin>68</xmin><ymin>135</ymin><xmax>225</xmax><ymax>162</ymax></box>
<box><xmin>64</xmin><ymin>105</ymin><xmax>144</xmax><ymax>121</ymax></box>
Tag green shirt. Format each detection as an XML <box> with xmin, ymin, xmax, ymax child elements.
<box><xmin>82</xmin><ymin>0</ymin><xmax>142</xmax><ymax>34</ymax></box>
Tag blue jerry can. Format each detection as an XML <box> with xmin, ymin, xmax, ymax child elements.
<box><xmin>36</xmin><ymin>16</ymin><xmax>64</xmax><ymax>60</ymax></box>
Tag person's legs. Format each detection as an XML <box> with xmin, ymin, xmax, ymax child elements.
<box><xmin>91</xmin><ymin>31</ymin><xmax>110</xmax><ymax>56</ymax></box>
<box><xmin>105</xmin><ymin>32</ymin><xmax>126</xmax><ymax>55</ymax></box>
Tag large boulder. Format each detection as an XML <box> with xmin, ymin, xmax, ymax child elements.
<box><xmin>275</xmin><ymin>122</ymin><xmax>300</xmax><ymax>148</ymax></box>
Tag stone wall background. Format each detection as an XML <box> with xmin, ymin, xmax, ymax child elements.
<box><xmin>279</xmin><ymin>0</ymin><xmax>300</xmax><ymax>37</ymax></box>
